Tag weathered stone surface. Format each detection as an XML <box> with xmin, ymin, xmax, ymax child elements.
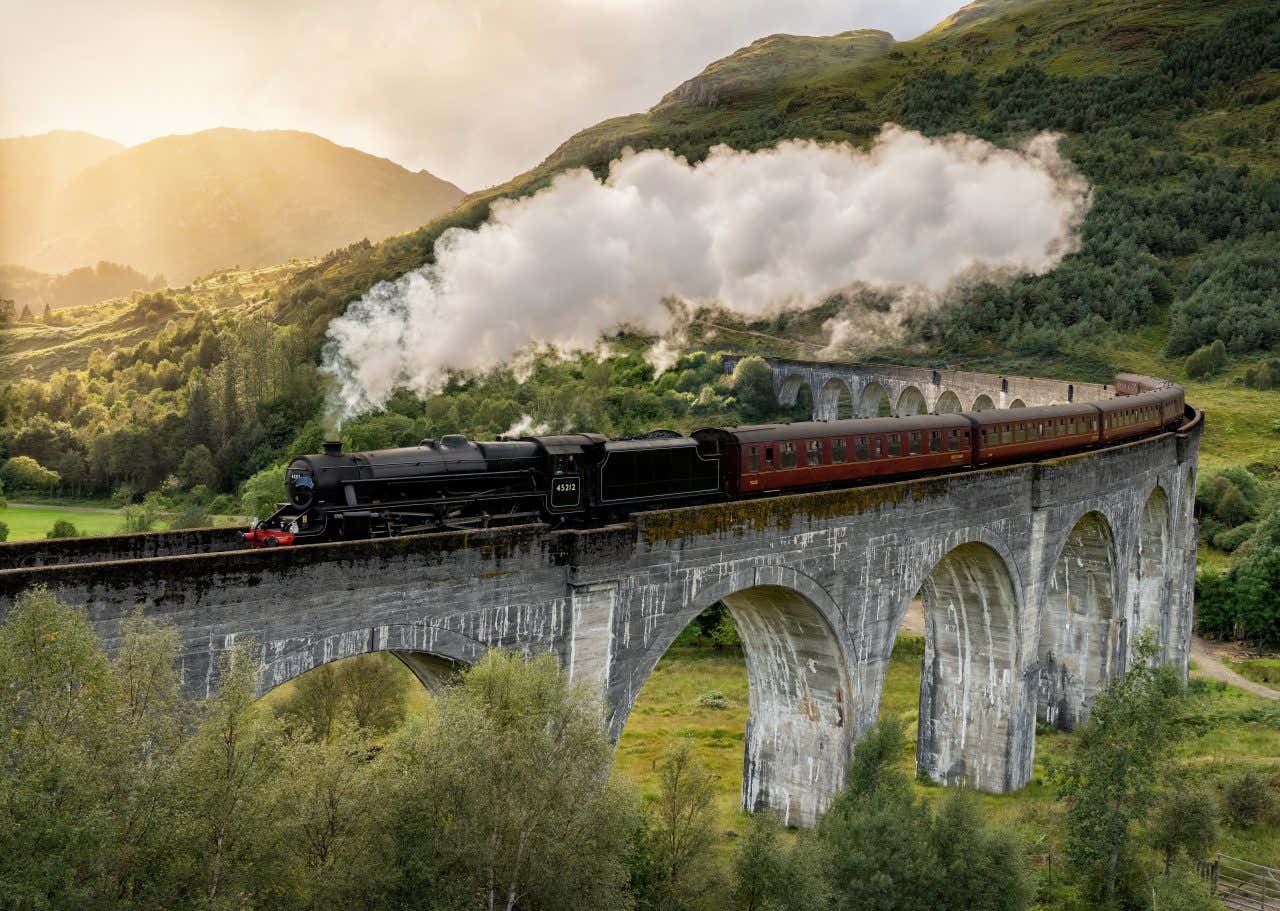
<box><xmin>0</xmin><ymin>363</ymin><xmax>1201</xmax><ymax>827</ymax></box>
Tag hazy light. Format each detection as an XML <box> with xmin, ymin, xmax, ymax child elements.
<box><xmin>2</xmin><ymin>0</ymin><xmax>961</xmax><ymax>190</ymax></box>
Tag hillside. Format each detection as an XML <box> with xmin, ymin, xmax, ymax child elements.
<box><xmin>2</xmin><ymin>128</ymin><xmax>465</xmax><ymax>285</ymax></box>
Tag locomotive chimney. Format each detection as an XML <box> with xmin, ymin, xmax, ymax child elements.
<box><xmin>322</xmin><ymin>440</ymin><xmax>342</xmax><ymax>456</ymax></box>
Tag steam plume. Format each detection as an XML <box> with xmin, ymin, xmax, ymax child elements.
<box><xmin>323</xmin><ymin>125</ymin><xmax>1090</xmax><ymax>417</ymax></box>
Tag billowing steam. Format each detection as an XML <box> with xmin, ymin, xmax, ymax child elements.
<box><xmin>323</xmin><ymin>125</ymin><xmax>1090</xmax><ymax>417</ymax></box>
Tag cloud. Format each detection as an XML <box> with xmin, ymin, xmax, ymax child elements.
<box><xmin>322</xmin><ymin>126</ymin><xmax>1091</xmax><ymax>417</ymax></box>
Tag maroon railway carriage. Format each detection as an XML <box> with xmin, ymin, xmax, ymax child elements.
<box><xmin>971</xmin><ymin>403</ymin><xmax>1099</xmax><ymax>466</ymax></box>
<box><xmin>1097</xmin><ymin>385</ymin><xmax>1184</xmax><ymax>444</ymax></box>
<box><xmin>693</xmin><ymin>415</ymin><xmax>974</xmax><ymax>496</ymax></box>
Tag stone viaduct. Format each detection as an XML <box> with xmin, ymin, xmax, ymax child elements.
<box><xmin>0</xmin><ymin>359</ymin><xmax>1202</xmax><ymax>828</ymax></box>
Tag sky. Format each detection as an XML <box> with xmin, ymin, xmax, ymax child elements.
<box><xmin>1</xmin><ymin>0</ymin><xmax>963</xmax><ymax>191</ymax></box>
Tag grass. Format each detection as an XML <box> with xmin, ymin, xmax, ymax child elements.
<box><xmin>1226</xmin><ymin>657</ymin><xmax>1280</xmax><ymax>688</ymax></box>
<box><xmin>0</xmin><ymin>504</ymin><xmax>131</xmax><ymax>540</ymax></box>
<box><xmin>0</xmin><ymin>503</ymin><xmax>250</xmax><ymax>542</ymax></box>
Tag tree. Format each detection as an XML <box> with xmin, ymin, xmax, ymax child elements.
<box><xmin>157</xmin><ymin>642</ymin><xmax>293</xmax><ymax>909</ymax></box>
<box><xmin>731</xmin><ymin>356</ymin><xmax>778</xmax><ymax>421</ymax></box>
<box><xmin>240</xmin><ymin>463</ymin><xmax>286</xmax><ymax>519</ymax></box>
<box><xmin>1051</xmin><ymin>633</ymin><xmax>1184</xmax><ymax>903</ymax></box>
<box><xmin>342</xmin><ymin>653</ymin><xmax>408</xmax><ymax>735</ymax></box>
<box><xmin>929</xmin><ymin>789</ymin><xmax>1031</xmax><ymax>911</ymax></box>
<box><xmin>1</xmin><ymin>454</ymin><xmax>62</xmax><ymax>491</ymax></box>
<box><xmin>1223</xmin><ymin>770</ymin><xmax>1276</xmax><ymax>827</ymax></box>
<box><xmin>0</xmin><ymin>587</ymin><xmax>117</xmax><ymax>908</ymax></box>
<box><xmin>385</xmin><ymin>650</ymin><xmax>634</xmax><ymax>911</ymax></box>
<box><xmin>1150</xmin><ymin>786</ymin><xmax>1218</xmax><ymax>872</ymax></box>
<box><xmin>1184</xmin><ymin>339</ymin><xmax>1228</xmax><ymax>379</ymax></box>
<box><xmin>277</xmin><ymin>660</ymin><xmax>349</xmax><ymax>742</ymax></box>
<box><xmin>731</xmin><ymin>811</ymin><xmax>831</xmax><ymax>911</ymax></box>
<box><xmin>633</xmin><ymin>738</ymin><xmax>723</xmax><ymax>911</ymax></box>
<box><xmin>0</xmin><ymin>520</ymin><xmax>8</xmax><ymax>542</ymax></box>
<box><xmin>47</xmin><ymin>518</ymin><xmax>79</xmax><ymax>538</ymax></box>
<box><xmin>819</xmin><ymin>719</ymin><xmax>939</xmax><ymax>911</ymax></box>
<box><xmin>276</xmin><ymin>728</ymin><xmax>394</xmax><ymax>910</ymax></box>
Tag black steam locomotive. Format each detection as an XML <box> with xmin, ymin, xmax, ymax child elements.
<box><xmin>244</xmin><ymin>373</ymin><xmax>1187</xmax><ymax>548</ymax></box>
<box><xmin>244</xmin><ymin>432</ymin><xmax>721</xmax><ymax>546</ymax></box>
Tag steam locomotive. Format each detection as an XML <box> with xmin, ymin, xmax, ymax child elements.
<box><xmin>243</xmin><ymin>374</ymin><xmax>1186</xmax><ymax>547</ymax></box>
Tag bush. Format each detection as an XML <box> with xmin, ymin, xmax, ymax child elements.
<box><xmin>167</xmin><ymin>503</ymin><xmax>211</xmax><ymax>530</ymax></box>
<box><xmin>239</xmin><ymin>464</ymin><xmax>286</xmax><ymax>519</ymax></box>
<box><xmin>0</xmin><ymin>520</ymin><xmax>8</xmax><ymax>542</ymax></box>
<box><xmin>1223</xmin><ymin>770</ymin><xmax>1275</xmax><ymax>827</ymax></box>
<box><xmin>696</xmin><ymin>691</ymin><xmax>730</xmax><ymax>710</ymax></box>
<box><xmin>1243</xmin><ymin>358</ymin><xmax>1280</xmax><ymax>390</ymax></box>
<box><xmin>46</xmin><ymin>520</ymin><xmax>79</xmax><ymax>539</ymax></box>
<box><xmin>1185</xmin><ymin>340</ymin><xmax>1228</xmax><ymax>379</ymax></box>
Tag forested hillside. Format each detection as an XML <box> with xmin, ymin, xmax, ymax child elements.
<box><xmin>0</xmin><ymin>0</ymin><xmax>1277</xmax><ymax>527</ymax></box>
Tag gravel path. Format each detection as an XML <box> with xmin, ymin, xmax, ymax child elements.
<box><xmin>1190</xmin><ymin>635</ymin><xmax>1280</xmax><ymax>700</ymax></box>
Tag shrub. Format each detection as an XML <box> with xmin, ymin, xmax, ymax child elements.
<box><xmin>696</xmin><ymin>691</ymin><xmax>730</xmax><ymax>710</ymax></box>
<box><xmin>0</xmin><ymin>520</ymin><xmax>8</xmax><ymax>542</ymax></box>
<box><xmin>1223</xmin><ymin>771</ymin><xmax>1276</xmax><ymax>827</ymax></box>
<box><xmin>167</xmin><ymin>503</ymin><xmax>211</xmax><ymax>530</ymax></box>
<box><xmin>46</xmin><ymin>520</ymin><xmax>79</xmax><ymax>539</ymax></box>
<box><xmin>1185</xmin><ymin>340</ymin><xmax>1228</xmax><ymax>379</ymax></box>
<box><xmin>1243</xmin><ymin>358</ymin><xmax>1280</xmax><ymax>390</ymax></box>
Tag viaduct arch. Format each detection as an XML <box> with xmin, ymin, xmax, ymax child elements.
<box><xmin>0</xmin><ymin>359</ymin><xmax>1201</xmax><ymax>828</ymax></box>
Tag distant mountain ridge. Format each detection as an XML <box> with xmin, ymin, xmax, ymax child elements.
<box><xmin>0</xmin><ymin>128</ymin><xmax>465</xmax><ymax>285</ymax></box>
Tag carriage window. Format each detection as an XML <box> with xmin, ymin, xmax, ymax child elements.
<box><xmin>748</xmin><ymin>447</ymin><xmax>759</xmax><ymax>473</ymax></box>
<box><xmin>909</xmin><ymin>431</ymin><xmax>922</xmax><ymax>455</ymax></box>
<box><xmin>765</xmin><ymin>446</ymin><xmax>774</xmax><ymax>465</ymax></box>
<box><xmin>832</xmin><ymin>438</ymin><xmax>848</xmax><ymax>464</ymax></box>
<box><xmin>1068</xmin><ymin>417</ymin><xmax>1076</xmax><ymax>434</ymax></box>
<box><xmin>1000</xmin><ymin>425</ymin><xmax>1013</xmax><ymax>445</ymax></box>
<box><xmin>1014</xmin><ymin>423</ymin><xmax>1026</xmax><ymax>443</ymax></box>
<box><xmin>1090</xmin><ymin>418</ymin><xmax>1097</xmax><ymax>431</ymax></box>
<box><xmin>948</xmin><ymin>429</ymin><xmax>961</xmax><ymax>451</ymax></box>
<box><xmin>807</xmin><ymin>439</ymin><xmax>823</xmax><ymax>465</ymax></box>
<box><xmin>855</xmin><ymin>436</ymin><xmax>869</xmax><ymax>461</ymax></box>
<box><xmin>888</xmin><ymin>434</ymin><xmax>902</xmax><ymax>457</ymax></box>
<box><xmin>780</xmin><ymin>442</ymin><xmax>797</xmax><ymax>469</ymax></box>
<box><xmin>874</xmin><ymin>437</ymin><xmax>883</xmax><ymax>457</ymax></box>
<box><xmin>929</xmin><ymin>431</ymin><xmax>942</xmax><ymax>453</ymax></box>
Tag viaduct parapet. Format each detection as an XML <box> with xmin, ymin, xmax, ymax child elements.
<box><xmin>0</xmin><ymin>360</ymin><xmax>1202</xmax><ymax>828</ymax></box>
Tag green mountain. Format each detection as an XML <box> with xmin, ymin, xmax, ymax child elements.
<box><xmin>2</xmin><ymin>128</ymin><xmax>465</xmax><ymax>285</ymax></box>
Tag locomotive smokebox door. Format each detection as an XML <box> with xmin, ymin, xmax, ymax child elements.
<box><xmin>550</xmin><ymin>475</ymin><xmax>581</xmax><ymax>509</ymax></box>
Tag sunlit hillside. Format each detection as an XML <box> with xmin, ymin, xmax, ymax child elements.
<box><xmin>2</xmin><ymin>128</ymin><xmax>465</xmax><ymax>285</ymax></box>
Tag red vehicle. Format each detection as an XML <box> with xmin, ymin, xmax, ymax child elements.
<box><xmin>694</xmin><ymin>414</ymin><xmax>973</xmax><ymax>494</ymax></box>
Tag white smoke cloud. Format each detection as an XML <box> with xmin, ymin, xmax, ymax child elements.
<box><xmin>501</xmin><ymin>414</ymin><xmax>551</xmax><ymax>439</ymax></box>
<box><xmin>323</xmin><ymin>125</ymin><xmax>1090</xmax><ymax>417</ymax></box>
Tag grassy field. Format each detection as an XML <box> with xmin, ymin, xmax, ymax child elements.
<box><xmin>0</xmin><ymin>503</ymin><xmax>251</xmax><ymax>542</ymax></box>
<box><xmin>0</xmin><ymin>504</ymin><xmax>131</xmax><ymax>540</ymax></box>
